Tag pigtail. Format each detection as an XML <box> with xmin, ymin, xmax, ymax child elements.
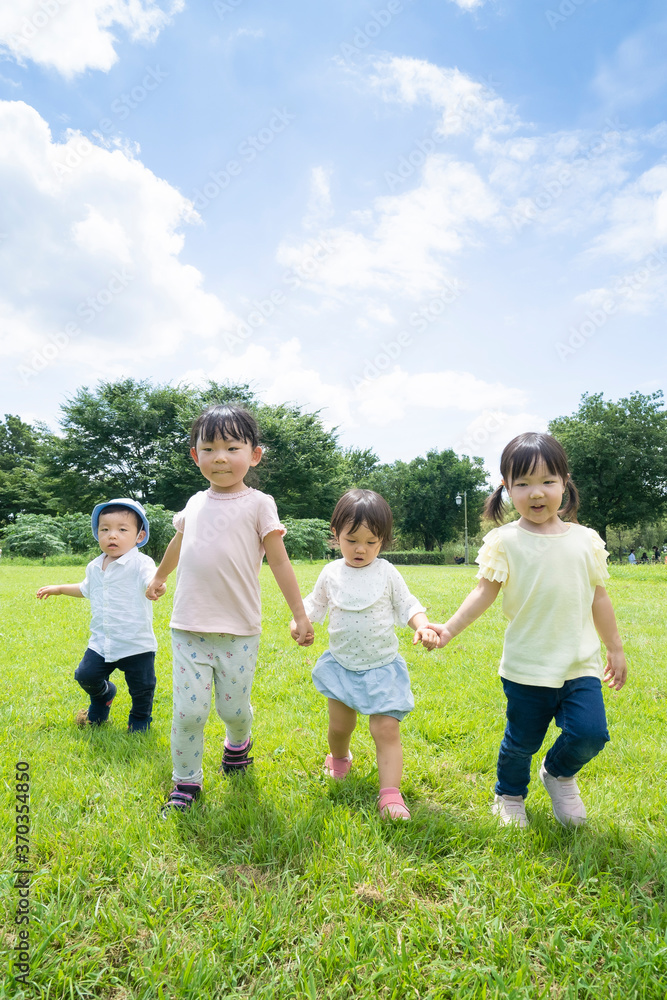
<box><xmin>560</xmin><ymin>477</ymin><xmax>580</xmax><ymax>522</ymax></box>
<box><xmin>484</xmin><ymin>483</ymin><xmax>506</xmax><ymax>524</ymax></box>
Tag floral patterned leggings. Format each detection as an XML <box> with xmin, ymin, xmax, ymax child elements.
<box><xmin>171</xmin><ymin>629</ymin><xmax>260</xmax><ymax>784</ymax></box>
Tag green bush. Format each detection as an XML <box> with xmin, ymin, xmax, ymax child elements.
<box><xmin>58</xmin><ymin>512</ymin><xmax>94</xmax><ymax>553</ymax></box>
<box><xmin>142</xmin><ymin>503</ymin><xmax>176</xmax><ymax>560</ymax></box>
<box><xmin>1</xmin><ymin>514</ymin><xmax>66</xmax><ymax>557</ymax></box>
<box><xmin>381</xmin><ymin>550</ymin><xmax>450</xmax><ymax>565</ymax></box>
<box><xmin>282</xmin><ymin>517</ymin><xmax>331</xmax><ymax>560</ymax></box>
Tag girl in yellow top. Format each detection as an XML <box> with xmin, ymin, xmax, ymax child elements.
<box><xmin>427</xmin><ymin>432</ymin><xmax>627</xmax><ymax>829</ymax></box>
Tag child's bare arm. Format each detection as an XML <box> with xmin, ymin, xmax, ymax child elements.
<box><xmin>36</xmin><ymin>584</ymin><xmax>84</xmax><ymax>599</ymax></box>
<box><xmin>409</xmin><ymin>611</ymin><xmax>439</xmax><ymax>651</ymax></box>
<box><xmin>146</xmin><ymin>531</ymin><xmax>182</xmax><ymax>600</ymax></box>
<box><xmin>263</xmin><ymin>531</ymin><xmax>314</xmax><ymax>645</ymax></box>
<box><xmin>592</xmin><ymin>585</ymin><xmax>627</xmax><ymax>690</ymax></box>
<box><xmin>427</xmin><ymin>578</ymin><xmax>502</xmax><ymax>648</ymax></box>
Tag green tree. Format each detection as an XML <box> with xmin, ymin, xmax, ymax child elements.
<box><xmin>0</xmin><ymin>415</ymin><xmax>58</xmax><ymax>525</ymax></box>
<box><xmin>253</xmin><ymin>404</ymin><xmax>344</xmax><ymax>519</ymax></box>
<box><xmin>366</xmin><ymin>451</ymin><xmax>488</xmax><ymax>550</ymax></box>
<box><xmin>399</xmin><ymin>450</ymin><xmax>488</xmax><ymax>550</ymax></box>
<box><xmin>549</xmin><ymin>391</ymin><xmax>667</xmax><ymax>541</ymax></box>
<box><xmin>338</xmin><ymin>447</ymin><xmax>380</xmax><ymax>488</ymax></box>
<box><xmin>47</xmin><ymin>379</ymin><xmax>194</xmax><ymax>513</ymax></box>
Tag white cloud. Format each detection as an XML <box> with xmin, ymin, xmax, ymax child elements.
<box><xmin>182</xmin><ymin>341</ymin><xmax>530</xmax><ymax>453</ymax></box>
<box><xmin>370</xmin><ymin>56</ymin><xmax>518</xmax><ymax>138</ymax></box>
<box><xmin>453</xmin><ymin>410</ymin><xmax>549</xmax><ymax>485</ymax></box>
<box><xmin>0</xmin><ymin>100</ymin><xmax>237</xmax><ymax>381</ymax></box>
<box><xmin>0</xmin><ymin>0</ymin><xmax>183</xmax><ymax>78</ymax></box>
<box><xmin>354</xmin><ymin>369</ymin><xmax>527</xmax><ymax>427</ymax></box>
<box><xmin>183</xmin><ymin>338</ymin><xmax>355</xmax><ymax>430</ymax></box>
<box><xmin>277</xmin><ymin>155</ymin><xmax>498</xmax><ymax>300</ymax></box>
<box><xmin>592</xmin><ymin>20</ymin><xmax>667</xmax><ymax>110</ymax></box>
<box><xmin>303</xmin><ymin>166</ymin><xmax>334</xmax><ymax>230</ymax></box>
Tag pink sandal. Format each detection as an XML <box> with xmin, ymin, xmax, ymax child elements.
<box><xmin>323</xmin><ymin>752</ymin><xmax>352</xmax><ymax>779</ymax></box>
<box><xmin>377</xmin><ymin>787</ymin><xmax>411</xmax><ymax>821</ymax></box>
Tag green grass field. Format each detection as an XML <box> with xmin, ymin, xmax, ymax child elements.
<box><xmin>2</xmin><ymin>562</ymin><xmax>667</xmax><ymax>999</ymax></box>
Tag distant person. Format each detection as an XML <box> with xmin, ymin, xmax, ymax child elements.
<box><xmin>424</xmin><ymin>432</ymin><xmax>627</xmax><ymax>829</ymax></box>
<box><xmin>653</xmin><ymin>547</ymin><xmax>661</xmax><ymax>563</ymax></box>
<box><xmin>628</xmin><ymin>549</ymin><xmax>637</xmax><ymax>565</ymax></box>
<box><xmin>640</xmin><ymin>551</ymin><xmax>649</xmax><ymax>564</ymax></box>
<box><xmin>291</xmin><ymin>489</ymin><xmax>438</xmax><ymax>820</ymax></box>
<box><xmin>36</xmin><ymin>500</ymin><xmax>157</xmax><ymax>732</ymax></box>
<box><xmin>146</xmin><ymin>404</ymin><xmax>312</xmax><ymax>815</ymax></box>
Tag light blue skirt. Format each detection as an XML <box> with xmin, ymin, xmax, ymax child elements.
<box><xmin>311</xmin><ymin>649</ymin><xmax>414</xmax><ymax>721</ymax></box>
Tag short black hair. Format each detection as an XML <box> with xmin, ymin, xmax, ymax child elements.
<box><xmin>330</xmin><ymin>489</ymin><xmax>393</xmax><ymax>549</ymax></box>
<box><xmin>98</xmin><ymin>504</ymin><xmax>143</xmax><ymax>533</ymax></box>
<box><xmin>190</xmin><ymin>404</ymin><xmax>259</xmax><ymax>449</ymax></box>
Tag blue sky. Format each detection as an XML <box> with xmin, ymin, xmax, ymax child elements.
<box><xmin>1</xmin><ymin>0</ymin><xmax>666</xmax><ymax>482</ymax></box>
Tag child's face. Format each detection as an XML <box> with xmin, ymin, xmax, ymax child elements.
<box><xmin>335</xmin><ymin>520</ymin><xmax>383</xmax><ymax>569</ymax></box>
<box><xmin>191</xmin><ymin>433</ymin><xmax>262</xmax><ymax>493</ymax></box>
<box><xmin>504</xmin><ymin>460</ymin><xmax>567</xmax><ymax>529</ymax></box>
<box><xmin>97</xmin><ymin>511</ymin><xmax>145</xmax><ymax>560</ymax></box>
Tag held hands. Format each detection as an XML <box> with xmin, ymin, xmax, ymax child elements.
<box><xmin>413</xmin><ymin>622</ymin><xmax>454</xmax><ymax>650</ymax></box>
<box><xmin>603</xmin><ymin>649</ymin><xmax>628</xmax><ymax>691</ymax></box>
<box><xmin>290</xmin><ymin>616</ymin><xmax>315</xmax><ymax>646</ymax></box>
<box><xmin>145</xmin><ymin>577</ymin><xmax>167</xmax><ymax>601</ymax></box>
<box><xmin>36</xmin><ymin>585</ymin><xmax>60</xmax><ymax>599</ymax></box>
<box><xmin>412</xmin><ymin>626</ymin><xmax>440</xmax><ymax>651</ymax></box>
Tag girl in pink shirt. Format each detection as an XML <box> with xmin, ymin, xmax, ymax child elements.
<box><xmin>147</xmin><ymin>404</ymin><xmax>312</xmax><ymax>813</ymax></box>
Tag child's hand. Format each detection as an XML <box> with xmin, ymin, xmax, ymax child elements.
<box><xmin>603</xmin><ymin>649</ymin><xmax>627</xmax><ymax>691</ymax></box>
<box><xmin>145</xmin><ymin>578</ymin><xmax>166</xmax><ymax>601</ymax></box>
<box><xmin>412</xmin><ymin>627</ymin><xmax>440</xmax><ymax>651</ymax></box>
<box><xmin>290</xmin><ymin>617</ymin><xmax>315</xmax><ymax>646</ymax></box>
<box><xmin>419</xmin><ymin>623</ymin><xmax>454</xmax><ymax>649</ymax></box>
<box><xmin>36</xmin><ymin>585</ymin><xmax>60</xmax><ymax>599</ymax></box>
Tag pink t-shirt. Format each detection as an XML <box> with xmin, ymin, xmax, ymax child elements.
<box><xmin>170</xmin><ymin>488</ymin><xmax>285</xmax><ymax>635</ymax></box>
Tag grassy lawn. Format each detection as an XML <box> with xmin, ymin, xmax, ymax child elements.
<box><xmin>2</xmin><ymin>561</ymin><xmax>666</xmax><ymax>999</ymax></box>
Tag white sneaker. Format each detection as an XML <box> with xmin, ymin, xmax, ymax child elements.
<box><xmin>492</xmin><ymin>793</ymin><xmax>528</xmax><ymax>828</ymax></box>
<box><xmin>539</xmin><ymin>761</ymin><xmax>587</xmax><ymax>826</ymax></box>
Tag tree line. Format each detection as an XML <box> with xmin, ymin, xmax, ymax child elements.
<box><xmin>0</xmin><ymin>379</ymin><xmax>487</xmax><ymax>553</ymax></box>
<box><xmin>1</xmin><ymin>380</ymin><xmax>666</xmax><ymax>555</ymax></box>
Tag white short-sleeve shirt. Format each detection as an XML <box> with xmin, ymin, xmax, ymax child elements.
<box><xmin>79</xmin><ymin>546</ymin><xmax>157</xmax><ymax>662</ymax></box>
<box><xmin>303</xmin><ymin>557</ymin><xmax>425</xmax><ymax>671</ymax></box>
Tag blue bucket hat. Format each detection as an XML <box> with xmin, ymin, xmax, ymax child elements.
<box><xmin>91</xmin><ymin>498</ymin><xmax>150</xmax><ymax>548</ymax></box>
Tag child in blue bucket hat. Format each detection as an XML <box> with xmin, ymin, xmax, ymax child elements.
<box><xmin>37</xmin><ymin>499</ymin><xmax>160</xmax><ymax>732</ymax></box>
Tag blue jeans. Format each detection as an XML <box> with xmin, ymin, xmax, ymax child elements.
<box><xmin>496</xmin><ymin>676</ymin><xmax>610</xmax><ymax>798</ymax></box>
<box><xmin>75</xmin><ymin>648</ymin><xmax>156</xmax><ymax>731</ymax></box>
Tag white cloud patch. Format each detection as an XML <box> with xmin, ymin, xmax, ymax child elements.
<box><xmin>184</xmin><ymin>338</ymin><xmax>529</xmax><ymax>456</ymax></box>
<box><xmin>592</xmin><ymin>19</ymin><xmax>667</xmax><ymax>110</ymax></box>
<box><xmin>370</xmin><ymin>56</ymin><xmax>519</xmax><ymax>138</ymax></box>
<box><xmin>277</xmin><ymin>156</ymin><xmax>498</xmax><ymax>300</ymax></box>
<box><xmin>0</xmin><ymin>100</ymin><xmax>237</xmax><ymax>378</ymax></box>
<box><xmin>0</xmin><ymin>0</ymin><xmax>183</xmax><ymax>78</ymax></box>
<box><xmin>354</xmin><ymin>369</ymin><xmax>527</xmax><ymax>427</ymax></box>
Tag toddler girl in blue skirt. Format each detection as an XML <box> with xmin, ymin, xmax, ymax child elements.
<box><xmin>291</xmin><ymin>489</ymin><xmax>437</xmax><ymax>820</ymax></box>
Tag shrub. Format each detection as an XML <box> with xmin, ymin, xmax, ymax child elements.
<box><xmin>142</xmin><ymin>503</ymin><xmax>176</xmax><ymax>560</ymax></box>
<box><xmin>282</xmin><ymin>518</ymin><xmax>331</xmax><ymax>560</ymax></box>
<box><xmin>2</xmin><ymin>514</ymin><xmax>66</xmax><ymax>557</ymax></box>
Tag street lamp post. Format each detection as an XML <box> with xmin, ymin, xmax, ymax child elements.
<box><xmin>456</xmin><ymin>491</ymin><xmax>469</xmax><ymax>566</ymax></box>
